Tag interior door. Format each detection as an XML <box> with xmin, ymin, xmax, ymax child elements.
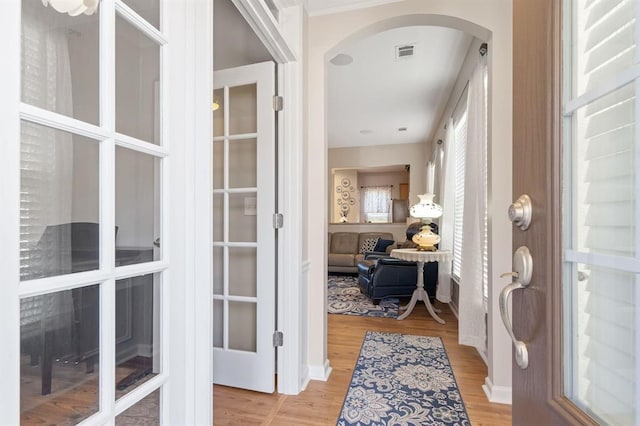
<box><xmin>212</xmin><ymin>61</ymin><xmax>277</xmax><ymax>393</ymax></box>
<box><xmin>512</xmin><ymin>0</ymin><xmax>638</xmax><ymax>424</ymax></box>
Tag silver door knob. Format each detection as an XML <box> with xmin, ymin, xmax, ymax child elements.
<box><xmin>508</xmin><ymin>194</ymin><xmax>532</xmax><ymax>230</ymax></box>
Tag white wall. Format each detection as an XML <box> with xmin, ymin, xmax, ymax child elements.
<box><xmin>305</xmin><ymin>0</ymin><xmax>513</xmax><ymax>403</ymax></box>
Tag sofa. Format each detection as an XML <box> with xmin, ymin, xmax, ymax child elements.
<box><xmin>356</xmin><ymin>222</ymin><xmax>438</xmax><ymax>304</ymax></box>
<box><xmin>327</xmin><ymin>231</ymin><xmax>395</xmax><ymax>273</ymax></box>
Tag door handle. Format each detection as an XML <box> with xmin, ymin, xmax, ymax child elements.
<box><xmin>499</xmin><ymin>246</ymin><xmax>533</xmax><ymax>369</ymax></box>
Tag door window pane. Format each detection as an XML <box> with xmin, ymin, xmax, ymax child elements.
<box><xmin>213</xmin><ymin>299</ymin><xmax>223</xmax><ymax>348</ymax></box>
<box><xmin>21</xmin><ymin>0</ymin><xmax>100</xmax><ymax>125</ymax></box>
<box><xmin>20</xmin><ymin>285</ymin><xmax>100</xmax><ymax>424</ymax></box>
<box><xmin>122</xmin><ymin>0</ymin><xmax>160</xmax><ymax>30</ymax></box>
<box><xmin>564</xmin><ymin>264</ymin><xmax>637</xmax><ymax>424</ymax></box>
<box><xmin>116</xmin><ymin>274</ymin><xmax>159</xmax><ymax>398</ymax></box>
<box><xmin>229</xmin><ymin>84</ymin><xmax>257</xmax><ymax>135</ymax></box>
<box><xmin>115</xmin><ymin>147</ymin><xmax>160</xmax><ymax>263</ymax></box>
<box><xmin>228</xmin><ymin>247</ymin><xmax>256</xmax><ymax>297</ymax></box>
<box><xmin>213</xmin><ymin>140</ymin><xmax>224</xmax><ymax>189</ymax></box>
<box><xmin>229</xmin><ymin>138</ymin><xmax>257</xmax><ymax>188</ymax></box>
<box><xmin>116</xmin><ymin>389</ymin><xmax>160</xmax><ymax>425</ymax></box>
<box><xmin>228</xmin><ymin>301</ymin><xmax>256</xmax><ymax>352</ymax></box>
<box><xmin>229</xmin><ymin>193</ymin><xmax>257</xmax><ymax>242</ymax></box>
<box><xmin>20</xmin><ymin>121</ymin><xmax>100</xmax><ymax>280</ymax></box>
<box><xmin>116</xmin><ymin>15</ymin><xmax>160</xmax><ymax>144</ymax></box>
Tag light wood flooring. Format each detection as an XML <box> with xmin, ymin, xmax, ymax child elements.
<box><xmin>213</xmin><ymin>298</ymin><xmax>512</xmax><ymax>425</ymax></box>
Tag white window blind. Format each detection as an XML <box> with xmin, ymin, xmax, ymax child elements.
<box><xmin>563</xmin><ymin>0</ymin><xmax>638</xmax><ymax>424</ymax></box>
<box><xmin>452</xmin><ymin>107</ymin><xmax>468</xmax><ymax>280</ymax></box>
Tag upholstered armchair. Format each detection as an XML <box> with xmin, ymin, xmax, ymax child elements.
<box><xmin>356</xmin><ymin>222</ymin><xmax>438</xmax><ymax>304</ymax></box>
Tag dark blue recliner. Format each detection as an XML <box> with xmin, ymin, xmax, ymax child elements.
<box><xmin>356</xmin><ymin>222</ymin><xmax>438</xmax><ymax>304</ymax></box>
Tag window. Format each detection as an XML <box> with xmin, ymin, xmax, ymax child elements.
<box><xmin>361</xmin><ymin>186</ymin><xmax>392</xmax><ymax>223</ymax></box>
<box><xmin>452</xmin><ymin>107</ymin><xmax>467</xmax><ymax>280</ymax></box>
<box><xmin>562</xmin><ymin>0</ymin><xmax>638</xmax><ymax>423</ymax></box>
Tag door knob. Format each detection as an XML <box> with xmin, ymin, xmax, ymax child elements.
<box><xmin>508</xmin><ymin>194</ymin><xmax>532</xmax><ymax>230</ymax></box>
<box><xmin>499</xmin><ymin>246</ymin><xmax>533</xmax><ymax>369</ymax></box>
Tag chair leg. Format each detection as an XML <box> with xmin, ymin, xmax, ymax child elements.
<box><xmin>41</xmin><ymin>330</ymin><xmax>54</xmax><ymax>395</ymax></box>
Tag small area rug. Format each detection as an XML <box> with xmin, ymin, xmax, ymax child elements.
<box><xmin>337</xmin><ymin>331</ymin><xmax>470</xmax><ymax>426</ymax></box>
<box><xmin>328</xmin><ymin>275</ymin><xmax>399</xmax><ymax>318</ymax></box>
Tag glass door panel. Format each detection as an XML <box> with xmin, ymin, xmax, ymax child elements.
<box><xmin>17</xmin><ymin>0</ymin><xmax>168</xmax><ymax>422</ymax></box>
<box><xmin>20</xmin><ymin>285</ymin><xmax>100</xmax><ymax>424</ymax></box>
<box><xmin>228</xmin><ymin>84</ymin><xmax>257</xmax><ymax>134</ymax></box>
<box><xmin>228</xmin><ymin>301</ymin><xmax>257</xmax><ymax>352</ymax></box>
<box><xmin>229</xmin><ymin>193</ymin><xmax>257</xmax><ymax>242</ymax></box>
<box><xmin>229</xmin><ymin>138</ymin><xmax>257</xmax><ymax>188</ymax></box>
<box><xmin>229</xmin><ymin>247</ymin><xmax>257</xmax><ymax>297</ymax></box>
<box><xmin>20</xmin><ymin>122</ymin><xmax>100</xmax><ymax>280</ymax></box>
<box><xmin>563</xmin><ymin>0</ymin><xmax>638</xmax><ymax>423</ymax></box>
<box><xmin>115</xmin><ymin>389</ymin><xmax>160</xmax><ymax>425</ymax></box>
<box><xmin>115</xmin><ymin>273</ymin><xmax>160</xmax><ymax>398</ymax></box>
<box><xmin>115</xmin><ymin>15</ymin><xmax>160</xmax><ymax>144</ymax></box>
<box><xmin>115</xmin><ymin>146</ymin><xmax>160</xmax><ymax>263</ymax></box>
<box><xmin>21</xmin><ymin>0</ymin><xmax>100</xmax><ymax>125</ymax></box>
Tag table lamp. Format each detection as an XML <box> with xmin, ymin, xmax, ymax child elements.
<box><xmin>409</xmin><ymin>193</ymin><xmax>442</xmax><ymax>251</ymax></box>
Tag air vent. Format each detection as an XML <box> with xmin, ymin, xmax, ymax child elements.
<box><xmin>395</xmin><ymin>44</ymin><xmax>415</xmax><ymax>60</ymax></box>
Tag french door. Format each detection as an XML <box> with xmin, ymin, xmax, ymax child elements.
<box><xmin>212</xmin><ymin>61</ymin><xmax>277</xmax><ymax>393</ymax></box>
<box><xmin>0</xmin><ymin>0</ymin><xmax>169</xmax><ymax>423</ymax></box>
<box><xmin>512</xmin><ymin>0</ymin><xmax>638</xmax><ymax>423</ymax></box>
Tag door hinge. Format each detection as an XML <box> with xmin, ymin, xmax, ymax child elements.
<box><xmin>273</xmin><ymin>331</ymin><xmax>284</xmax><ymax>347</ymax></box>
<box><xmin>273</xmin><ymin>213</ymin><xmax>284</xmax><ymax>229</ymax></box>
<box><xmin>273</xmin><ymin>95</ymin><xmax>283</xmax><ymax>111</ymax></box>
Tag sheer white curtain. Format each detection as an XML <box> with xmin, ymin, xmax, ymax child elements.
<box><xmin>361</xmin><ymin>186</ymin><xmax>391</xmax><ymax>221</ymax></box>
<box><xmin>436</xmin><ymin>120</ymin><xmax>456</xmax><ymax>303</ymax></box>
<box><xmin>458</xmin><ymin>55</ymin><xmax>488</xmax><ymax>349</ymax></box>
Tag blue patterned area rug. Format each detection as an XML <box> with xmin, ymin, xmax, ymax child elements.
<box><xmin>337</xmin><ymin>331</ymin><xmax>470</xmax><ymax>426</ymax></box>
<box><xmin>328</xmin><ymin>275</ymin><xmax>399</xmax><ymax>318</ymax></box>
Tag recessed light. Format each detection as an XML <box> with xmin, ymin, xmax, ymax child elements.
<box><xmin>330</xmin><ymin>53</ymin><xmax>353</xmax><ymax>66</ymax></box>
<box><xmin>360</xmin><ymin>129</ymin><xmax>373</xmax><ymax>135</ymax></box>
<box><xmin>398</xmin><ymin>127</ymin><xmax>408</xmax><ymax>132</ymax></box>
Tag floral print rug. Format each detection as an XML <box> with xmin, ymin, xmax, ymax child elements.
<box><xmin>328</xmin><ymin>275</ymin><xmax>399</xmax><ymax>318</ymax></box>
<box><xmin>337</xmin><ymin>331</ymin><xmax>470</xmax><ymax>426</ymax></box>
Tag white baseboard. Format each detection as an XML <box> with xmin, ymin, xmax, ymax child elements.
<box><xmin>482</xmin><ymin>377</ymin><xmax>512</xmax><ymax>405</ymax></box>
<box><xmin>308</xmin><ymin>359</ymin><xmax>332</xmax><ymax>382</ymax></box>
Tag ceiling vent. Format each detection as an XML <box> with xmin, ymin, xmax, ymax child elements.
<box><xmin>395</xmin><ymin>44</ymin><xmax>415</xmax><ymax>60</ymax></box>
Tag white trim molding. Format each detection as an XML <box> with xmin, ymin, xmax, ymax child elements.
<box><xmin>482</xmin><ymin>376</ymin><xmax>512</xmax><ymax>405</ymax></box>
<box><xmin>308</xmin><ymin>359</ymin><xmax>333</xmax><ymax>382</ymax></box>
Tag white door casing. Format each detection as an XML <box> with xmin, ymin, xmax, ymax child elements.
<box><xmin>212</xmin><ymin>61</ymin><xmax>277</xmax><ymax>393</ymax></box>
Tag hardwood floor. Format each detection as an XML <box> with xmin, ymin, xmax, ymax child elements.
<box><xmin>213</xmin><ymin>299</ymin><xmax>512</xmax><ymax>425</ymax></box>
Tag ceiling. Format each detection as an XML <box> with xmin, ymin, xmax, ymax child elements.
<box><xmin>327</xmin><ymin>25</ymin><xmax>473</xmax><ymax>149</ymax></box>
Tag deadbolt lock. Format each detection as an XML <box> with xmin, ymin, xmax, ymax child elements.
<box><xmin>508</xmin><ymin>194</ymin><xmax>532</xmax><ymax>231</ymax></box>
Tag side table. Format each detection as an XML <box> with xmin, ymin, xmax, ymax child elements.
<box><xmin>390</xmin><ymin>249</ymin><xmax>452</xmax><ymax>322</ymax></box>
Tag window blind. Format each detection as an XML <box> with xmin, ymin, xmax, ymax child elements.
<box><xmin>452</xmin><ymin>108</ymin><xmax>468</xmax><ymax>280</ymax></box>
<box><xmin>564</xmin><ymin>0</ymin><xmax>638</xmax><ymax>423</ymax></box>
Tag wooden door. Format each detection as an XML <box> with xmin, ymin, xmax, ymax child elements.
<box><xmin>512</xmin><ymin>0</ymin><xmax>638</xmax><ymax>424</ymax></box>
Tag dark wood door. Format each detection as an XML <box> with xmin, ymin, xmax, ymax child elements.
<box><xmin>512</xmin><ymin>0</ymin><xmax>596</xmax><ymax>423</ymax></box>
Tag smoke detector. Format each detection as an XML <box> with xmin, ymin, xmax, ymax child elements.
<box><xmin>395</xmin><ymin>44</ymin><xmax>415</xmax><ymax>60</ymax></box>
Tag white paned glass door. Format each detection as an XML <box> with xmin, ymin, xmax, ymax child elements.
<box><xmin>563</xmin><ymin>0</ymin><xmax>639</xmax><ymax>423</ymax></box>
<box><xmin>212</xmin><ymin>61</ymin><xmax>276</xmax><ymax>393</ymax></box>
<box><xmin>16</xmin><ymin>0</ymin><xmax>167</xmax><ymax>423</ymax></box>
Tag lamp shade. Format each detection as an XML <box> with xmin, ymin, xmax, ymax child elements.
<box><xmin>409</xmin><ymin>193</ymin><xmax>443</xmax><ymax>219</ymax></box>
<box><xmin>42</xmin><ymin>0</ymin><xmax>100</xmax><ymax>16</ymax></box>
